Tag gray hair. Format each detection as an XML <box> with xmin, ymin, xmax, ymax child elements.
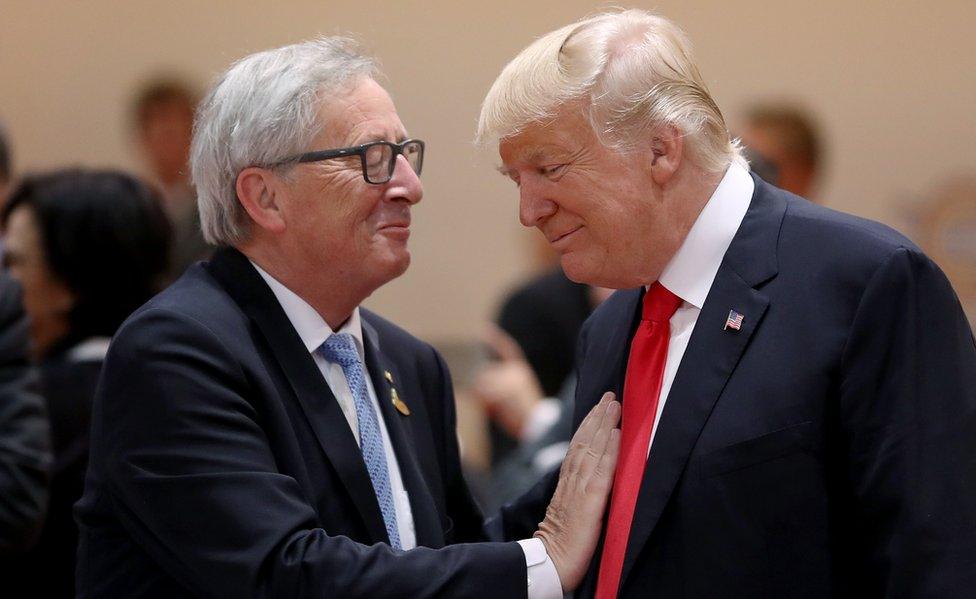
<box><xmin>477</xmin><ymin>10</ymin><xmax>744</xmax><ymax>173</ymax></box>
<box><xmin>191</xmin><ymin>37</ymin><xmax>377</xmax><ymax>246</ymax></box>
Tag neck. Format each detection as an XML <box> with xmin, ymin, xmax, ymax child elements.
<box><xmin>634</xmin><ymin>163</ymin><xmax>727</xmax><ymax>287</ymax></box>
<box><xmin>676</xmin><ymin>160</ymin><xmax>726</xmax><ymax>220</ymax></box>
<box><xmin>239</xmin><ymin>241</ymin><xmax>365</xmax><ymax>331</ymax></box>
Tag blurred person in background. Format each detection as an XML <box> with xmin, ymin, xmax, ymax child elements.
<box><xmin>472</xmin><ymin>281</ymin><xmax>612</xmax><ymax>511</ymax></box>
<box><xmin>131</xmin><ymin>77</ymin><xmax>210</xmax><ymax>279</ymax></box>
<box><xmin>737</xmin><ymin>102</ymin><xmax>824</xmax><ymax>201</ymax></box>
<box><xmin>0</xmin><ymin>271</ymin><xmax>51</xmax><ymax>557</ymax></box>
<box><xmin>0</xmin><ymin>126</ymin><xmax>51</xmax><ymax>557</ymax></box>
<box><xmin>0</xmin><ymin>170</ymin><xmax>171</xmax><ymax>597</ymax></box>
<box><xmin>478</xmin><ymin>269</ymin><xmax>593</xmax><ymax>466</ymax></box>
<box><xmin>0</xmin><ymin>122</ymin><xmax>11</xmax><ymax>209</ymax></box>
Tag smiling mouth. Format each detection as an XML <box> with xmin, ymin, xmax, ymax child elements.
<box><xmin>549</xmin><ymin>226</ymin><xmax>582</xmax><ymax>245</ymax></box>
<box><xmin>378</xmin><ymin>223</ymin><xmax>411</xmax><ymax>239</ymax></box>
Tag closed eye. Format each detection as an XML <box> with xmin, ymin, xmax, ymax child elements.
<box><xmin>541</xmin><ymin>164</ymin><xmax>567</xmax><ymax>178</ymax></box>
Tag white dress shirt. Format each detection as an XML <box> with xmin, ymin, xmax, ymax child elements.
<box><xmin>250</xmin><ymin>262</ymin><xmax>560</xmax><ymax>599</ymax></box>
<box><xmin>649</xmin><ymin>162</ymin><xmax>754</xmax><ymax>452</ymax></box>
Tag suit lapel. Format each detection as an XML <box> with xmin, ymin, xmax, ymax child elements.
<box><xmin>575</xmin><ymin>289</ymin><xmax>643</xmax><ymax>423</ymax></box>
<box><xmin>575</xmin><ymin>288</ymin><xmax>643</xmax><ymax>597</ymax></box>
<box><xmin>617</xmin><ymin>177</ymin><xmax>786</xmax><ymax>590</ymax></box>
<box><xmin>205</xmin><ymin>248</ymin><xmax>389</xmax><ymax>545</ymax></box>
<box><xmin>360</xmin><ymin>318</ymin><xmax>445</xmax><ymax>548</ymax></box>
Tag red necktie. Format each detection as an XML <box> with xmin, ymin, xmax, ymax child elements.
<box><xmin>595</xmin><ymin>282</ymin><xmax>682</xmax><ymax>599</ymax></box>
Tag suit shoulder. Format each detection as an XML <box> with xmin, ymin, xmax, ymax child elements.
<box><xmin>498</xmin><ymin>268</ymin><xmax>587</xmax><ymax>319</ymax></box>
<box><xmin>360</xmin><ymin>309</ymin><xmax>438</xmax><ymax>358</ymax></box>
<box><xmin>118</xmin><ymin>264</ymin><xmax>248</xmax><ymax>346</ymax></box>
<box><xmin>781</xmin><ymin>198</ymin><xmax>921</xmax><ymax>265</ymax></box>
<box><xmin>503</xmin><ymin>268</ymin><xmax>581</xmax><ymax>306</ymax></box>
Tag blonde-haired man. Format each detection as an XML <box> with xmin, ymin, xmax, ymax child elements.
<box><xmin>481</xmin><ymin>9</ymin><xmax>976</xmax><ymax>598</ymax></box>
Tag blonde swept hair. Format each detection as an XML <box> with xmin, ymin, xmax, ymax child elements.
<box><xmin>477</xmin><ymin>9</ymin><xmax>745</xmax><ymax>173</ymax></box>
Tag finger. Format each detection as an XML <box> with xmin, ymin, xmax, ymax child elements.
<box><xmin>591</xmin><ymin>396</ymin><xmax>620</xmax><ymax>457</ymax></box>
<box><xmin>570</xmin><ymin>392</ymin><xmax>612</xmax><ymax>448</ymax></box>
<box><xmin>561</xmin><ymin>394</ymin><xmax>610</xmax><ymax>476</ymax></box>
<box><xmin>483</xmin><ymin>323</ymin><xmax>527</xmax><ymax>362</ymax></box>
<box><xmin>576</xmin><ymin>397</ymin><xmax>620</xmax><ymax>482</ymax></box>
<box><xmin>578</xmin><ymin>392</ymin><xmax>616</xmax><ymax>451</ymax></box>
<box><xmin>591</xmin><ymin>427</ymin><xmax>621</xmax><ymax>496</ymax></box>
<box><xmin>592</xmin><ymin>392</ymin><xmax>618</xmax><ymax>436</ymax></box>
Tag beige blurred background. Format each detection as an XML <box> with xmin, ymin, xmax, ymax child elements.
<box><xmin>2</xmin><ymin>0</ymin><xmax>974</xmax><ymax>344</ymax></box>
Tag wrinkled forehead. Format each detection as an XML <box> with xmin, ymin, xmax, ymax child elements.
<box><xmin>498</xmin><ymin>108</ymin><xmax>594</xmax><ymax>166</ymax></box>
<box><xmin>314</xmin><ymin>77</ymin><xmax>407</xmax><ymax>147</ymax></box>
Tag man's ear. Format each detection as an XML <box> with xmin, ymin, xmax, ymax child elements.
<box><xmin>648</xmin><ymin>124</ymin><xmax>684</xmax><ymax>186</ymax></box>
<box><xmin>236</xmin><ymin>167</ymin><xmax>287</xmax><ymax>234</ymax></box>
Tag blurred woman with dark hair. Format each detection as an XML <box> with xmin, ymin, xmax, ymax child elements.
<box><xmin>0</xmin><ymin>169</ymin><xmax>170</xmax><ymax>597</ymax></box>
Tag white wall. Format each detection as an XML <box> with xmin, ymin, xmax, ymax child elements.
<box><xmin>2</xmin><ymin>0</ymin><xmax>974</xmax><ymax>341</ymax></box>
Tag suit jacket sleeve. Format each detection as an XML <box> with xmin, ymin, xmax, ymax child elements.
<box><xmin>0</xmin><ymin>274</ymin><xmax>51</xmax><ymax>554</ymax></box>
<box><xmin>839</xmin><ymin>246</ymin><xmax>976</xmax><ymax>595</ymax></box>
<box><xmin>95</xmin><ymin>308</ymin><xmax>526</xmax><ymax>598</ymax></box>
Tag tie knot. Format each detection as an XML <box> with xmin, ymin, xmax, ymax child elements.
<box><xmin>642</xmin><ymin>282</ymin><xmax>682</xmax><ymax>322</ymax></box>
<box><xmin>320</xmin><ymin>333</ymin><xmax>359</xmax><ymax>367</ymax></box>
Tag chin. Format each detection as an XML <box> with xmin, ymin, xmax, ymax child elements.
<box><xmin>560</xmin><ymin>253</ymin><xmax>599</xmax><ymax>285</ymax></box>
<box><xmin>561</xmin><ymin>252</ymin><xmax>636</xmax><ymax>289</ymax></box>
<box><xmin>378</xmin><ymin>251</ymin><xmax>411</xmax><ymax>282</ymax></box>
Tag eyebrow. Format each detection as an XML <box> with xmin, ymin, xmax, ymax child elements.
<box><xmin>497</xmin><ymin>144</ymin><xmax>574</xmax><ymax>176</ymax></box>
<box><xmin>358</xmin><ymin>130</ymin><xmax>409</xmax><ymax>145</ymax></box>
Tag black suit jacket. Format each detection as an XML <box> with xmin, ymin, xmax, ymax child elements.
<box><xmin>2</xmin><ymin>340</ymin><xmax>102</xmax><ymax>597</ymax></box>
<box><xmin>76</xmin><ymin>248</ymin><xmax>526</xmax><ymax>598</ymax></box>
<box><xmin>494</xmin><ymin>176</ymin><xmax>976</xmax><ymax>597</ymax></box>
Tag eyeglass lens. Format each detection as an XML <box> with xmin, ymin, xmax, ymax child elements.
<box><xmin>364</xmin><ymin>141</ymin><xmax>424</xmax><ymax>183</ymax></box>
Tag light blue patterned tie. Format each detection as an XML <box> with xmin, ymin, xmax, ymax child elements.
<box><xmin>320</xmin><ymin>333</ymin><xmax>401</xmax><ymax>549</ymax></box>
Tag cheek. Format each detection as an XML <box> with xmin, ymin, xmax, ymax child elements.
<box><xmin>21</xmin><ymin>268</ymin><xmax>67</xmax><ymax>318</ymax></box>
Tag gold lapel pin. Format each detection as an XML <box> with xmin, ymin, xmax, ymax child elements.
<box><xmin>391</xmin><ymin>388</ymin><xmax>410</xmax><ymax>416</ymax></box>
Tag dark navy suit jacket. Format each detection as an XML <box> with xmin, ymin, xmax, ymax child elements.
<box><xmin>493</xmin><ymin>176</ymin><xmax>976</xmax><ymax>598</ymax></box>
<box><xmin>76</xmin><ymin>248</ymin><xmax>526</xmax><ymax>598</ymax></box>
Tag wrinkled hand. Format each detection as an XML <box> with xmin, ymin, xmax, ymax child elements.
<box><xmin>470</xmin><ymin>325</ymin><xmax>545</xmax><ymax>439</ymax></box>
<box><xmin>535</xmin><ymin>392</ymin><xmax>620</xmax><ymax>592</ymax></box>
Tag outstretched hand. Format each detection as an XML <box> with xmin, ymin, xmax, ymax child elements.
<box><xmin>535</xmin><ymin>392</ymin><xmax>621</xmax><ymax>592</ymax></box>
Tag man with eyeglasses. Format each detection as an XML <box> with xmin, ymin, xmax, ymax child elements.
<box><xmin>75</xmin><ymin>38</ymin><xmax>618</xmax><ymax>598</ymax></box>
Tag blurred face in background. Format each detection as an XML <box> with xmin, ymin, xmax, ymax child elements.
<box><xmin>2</xmin><ymin>205</ymin><xmax>74</xmax><ymax>358</ymax></box>
<box><xmin>138</xmin><ymin>99</ymin><xmax>195</xmax><ymax>189</ymax></box>
<box><xmin>739</xmin><ymin>120</ymin><xmax>819</xmax><ymax>200</ymax></box>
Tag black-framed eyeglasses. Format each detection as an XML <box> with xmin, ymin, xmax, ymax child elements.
<box><xmin>275</xmin><ymin>138</ymin><xmax>425</xmax><ymax>184</ymax></box>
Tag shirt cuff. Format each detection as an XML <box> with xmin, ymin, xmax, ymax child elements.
<box><xmin>520</xmin><ymin>398</ymin><xmax>561</xmax><ymax>444</ymax></box>
<box><xmin>518</xmin><ymin>537</ymin><xmax>562</xmax><ymax>599</ymax></box>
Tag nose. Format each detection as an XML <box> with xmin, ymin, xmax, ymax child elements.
<box><xmin>518</xmin><ymin>177</ymin><xmax>556</xmax><ymax>228</ymax></box>
<box><xmin>386</xmin><ymin>154</ymin><xmax>423</xmax><ymax>205</ymax></box>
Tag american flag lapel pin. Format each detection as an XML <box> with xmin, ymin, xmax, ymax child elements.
<box><xmin>724</xmin><ymin>309</ymin><xmax>744</xmax><ymax>331</ymax></box>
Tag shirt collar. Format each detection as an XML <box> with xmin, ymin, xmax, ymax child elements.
<box><xmin>658</xmin><ymin>162</ymin><xmax>754</xmax><ymax>309</ymax></box>
<box><xmin>249</xmin><ymin>260</ymin><xmax>365</xmax><ymax>360</ymax></box>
